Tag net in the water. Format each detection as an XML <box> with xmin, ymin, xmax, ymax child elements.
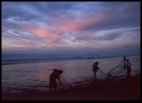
<box><xmin>97</xmin><ymin>69</ymin><xmax>108</xmax><ymax>79</ymax></box>
<box><xmin>97</xmin><ymin>58</ymin><xmax>127</xmax><ymax>80</ymax></box>
<box><xmin>107</xmin><ymin>58</ymin><xmax>127</xmax><ymax>79</ymax></box>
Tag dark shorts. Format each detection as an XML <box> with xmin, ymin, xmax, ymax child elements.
<box><xmin>49</xmin><ymin>79</ymin><xmax>57</xmax><ymax>88</ymax></box>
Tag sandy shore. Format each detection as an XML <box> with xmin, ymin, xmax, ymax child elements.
<box><xmin>2</xmin><ymin>76</ymin><xmax>140</xmax><ymax>101</ymax></box>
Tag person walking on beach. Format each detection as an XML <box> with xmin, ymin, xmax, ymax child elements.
<box><xmin>92</xmin><ymin>62</ymin><xmax>100</xmax><ymax>81</ymax></box>
<box><xmin>49</xmin><ymin>69</ymin><xmax>63</xmax><ymax>92</ymax></box>
<box><xmin>126</xmin><ymin>59</ymin><xmax>131</xmax><ymax>79</ymax></box>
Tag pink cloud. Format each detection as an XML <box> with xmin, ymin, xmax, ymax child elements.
<box><xmin>23</xmin><ymin>26</ymin><xmax>62</xmax><ymax>45</ymax></box>
<box><xmin>32</xmin><ymin>28</ymin><xmax>48</xmax><ymax>37</ymax></box>
<box><xmin>19</xmin><ymin>13</ymin><xmax>109</xmax><ymax>47</ymax></box>
<box><xmin>53</xmin><ymin>13</ymin><xmax>108</xmax><ymax>34</ymax></box>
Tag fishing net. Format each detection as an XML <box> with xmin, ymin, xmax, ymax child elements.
<box><xmin>107</xmin><ymin>58</ymin><xmax>127</xmax><ymax>78</ymax></box>
<box><xmin>95</xmin><ymin>57</ymin><xmax>127</xmax><ymax>80</ymax></box>
<box><xmin>97</xmin><ymin>69</ymin><xmax>108</xmax><ymax>79</ymax></box>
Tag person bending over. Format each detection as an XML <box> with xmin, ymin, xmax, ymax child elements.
<box><xmin>49</xmin><ymin>69</ymin><xmax>63</xmax><ymax>92</ymax></box>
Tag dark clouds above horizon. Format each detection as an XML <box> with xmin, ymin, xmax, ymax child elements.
<box><xmin>2</xmin><ymin>2</ymin><xmax>140</xmax><ymax>56</ymax></box>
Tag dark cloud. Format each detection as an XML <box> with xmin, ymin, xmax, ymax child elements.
<box><xmin>2</xmin><ymin>2</ymin><xmax>140</xmax><ymax>30</ymax></box>
<box><xmin>79</xmin><ymin>2</ymin><xmax>140</xmax><ymax>32</ymax></box>
<box><xmin>2</xmin><ymin>2</ymin><xmax>74</xmax><ymax>22</ymax></box>
<box><xmin>2</xmin><ymin>29</ymin><xmax>42</xmax><ymax>42</ymax></box>
<box><xmin>96</xmin><ymin>33</ymin><xmax>122</xmax><ymax>40</ymax></box>
<box><xmin>77</xmin><ymin>32</ymin><xmax>123</xmax><ymax>41</ymax></box>
<box><xmin>2</xmin><ymin>2</ymin><xmax>40</xmax><ymax>21</ymax></box>
<box><xmin>81</xmin><ymin>6</ymin><xmax>140</xmax><ymax>31</ymax></box>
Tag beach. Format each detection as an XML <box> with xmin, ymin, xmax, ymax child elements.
<box><xmin>2</xmin><ymin>56</ymin><xmax>140</xmax><ymax>101</ymax></box>
<box><xmin>2</xmin><ymin>75</ymin><xmax>140</xmax><ymax>100</ymax></box>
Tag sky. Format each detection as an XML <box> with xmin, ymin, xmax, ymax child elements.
<box><xmin>2</xmin><ymin>2</ymin><xmax>140</xmax><ymax>57</ymax></box>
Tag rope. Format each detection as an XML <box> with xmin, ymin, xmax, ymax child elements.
<box><xmin>114</xmin><ymin>67</ymin><xmax>126</xmax><ymax>76</ymax></box>
<box><xmin>108</xmin><ymin>66</ymin><xmax>127</xmax><ymax>78</ymax></box>
<box><xmin>108</xmin><ymin>58</ymin><xmax>124</xmax><ymax>74</ymax></box>
<box><xmin>98</xmin><ymin>69</ymin><xmax>108</xmax><ymax>78</ymax></box>
<box><xmin>108</xmin><ymin>58</ymin><xmax>125</xmax><ymax>75</ymax></box>
<box><xmin>99</xmin><ymin>69</ymin><xmax>106</xmax><ymax>75</ymax></box>
<box><xmin>109</xmin><ymin>65</ymin><xmax>120</xmax><ymax>73</ymax></box>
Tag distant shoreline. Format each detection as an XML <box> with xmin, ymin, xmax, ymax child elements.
<box><xmin>2</xmin><ymin>55</ymin><xmax>139</xmax><ymax>65</ymax></box>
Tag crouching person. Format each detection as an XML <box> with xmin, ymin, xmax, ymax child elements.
<box><xmin>49</xmin><ymin>69</ymin><xmax>63</xmax><ymax>92</ymax></box>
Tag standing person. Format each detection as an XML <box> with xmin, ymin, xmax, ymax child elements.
<box><xmin>123</xmin><ymin>56</ymin><xmax>127</xmax><ymax>70</ymax></box>
<box><xmin>126</xmin><ymin>59</ymin><xmax>131</xmax><ymax>79</ymax></box>
<box><xmin>49</xmin><ymin>69</ymin><xmax>63</xmax><ymax>92</ymax></box>
<box><xmin>92</xmin><ymin>62</ymin><xmax>100</xmax><ymax>81</ymax></box>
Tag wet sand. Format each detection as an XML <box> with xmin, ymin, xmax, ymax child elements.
<box><xmin>2</xmin><ymin>76</ymin><xmax>140</xmax><ymax>101</ymax></box>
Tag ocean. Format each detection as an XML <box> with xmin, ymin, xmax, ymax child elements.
<box><xmin>2</xmin><ymin>55</ymin><xmax>140</xmax><ymax>93</ymax></box>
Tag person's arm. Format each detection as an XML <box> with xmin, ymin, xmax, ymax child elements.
<box><xmin>57</xmin><ymin>76</ymin><xmax>61</xmax><ymax>84</ymax></box>
<box><xmin>97</xmin><ymin>66</ymin><xmax>100</xmax><ymax>71</ymax></box>
<box><xmin>92</xmin><ymin>64</ymin><xmax>95</xmax><ymax>71</ymax></box>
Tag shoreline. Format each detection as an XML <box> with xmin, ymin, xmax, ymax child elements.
<box><xmin>2</xmin><ymin>76</ymin><xmax>140</xmax><ymax>101</ymax></box>
<box><xmin>2</xmin><ymin>55</ymin><xmax>139</xmax><ymax>65</ymax></box>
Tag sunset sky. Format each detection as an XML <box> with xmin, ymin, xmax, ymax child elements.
<box><xmin>2</xmin><ymin>2</ymin><xmax>140</xmax><ymax>56</ymax></box>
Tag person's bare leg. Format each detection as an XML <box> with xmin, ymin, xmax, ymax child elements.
<box><xmin>49</xmin><ymin>86</ymin><xmax>52</xmax><ymax>92</ymax></box>
<box><xmin>94</xmin><ymin>73</ymin><xmax>96</xmax><ymax>81</ymax></box>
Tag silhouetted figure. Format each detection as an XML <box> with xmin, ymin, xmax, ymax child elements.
<box><xmin>126</xmin><ymin>59</ymin><xmax>131</xmax><ymax>79</ymax></box>
<box><xmin>49</xmin><ymin>69</ymin><xmax>63</xmax><ymax>92</ymax></box>
<box><xmin>92</xmin><ymin>62</ymin><xmax>100</xmax><ymax>81</ymax></box>
<box><xmin>123</xmin><ymin>56</ymin><xmax>127</xmax><ymax>70</ymax></box>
